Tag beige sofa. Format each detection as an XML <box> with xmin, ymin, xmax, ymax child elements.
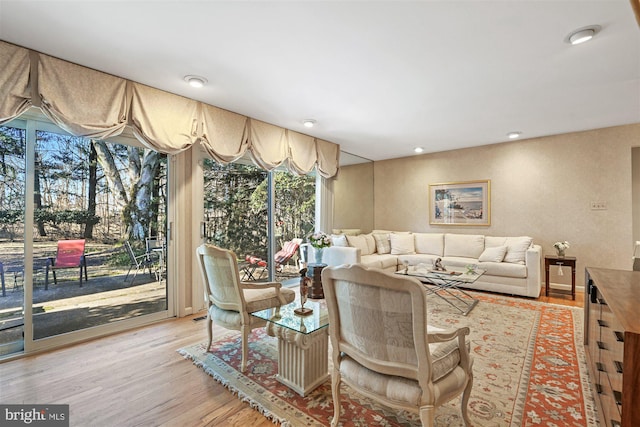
<box><xmin>319</xmin><ymin>231</ymin><xmax>542</xmax><ymax>298</ymax></box>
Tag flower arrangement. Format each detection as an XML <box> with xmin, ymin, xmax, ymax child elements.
<box><xmin>309</xmin><ymin>231</ymin><xmax>331</xmax><ymax>249</ymax></box>
<box><xmin>553</xmin><ymin>241</ymin><xmax>570</xmax><ymax>252</ymax></box>
<box><xmin>553</xmin><ymin>241</ymin><xmax>570</xmax><ymax>257</ymax></box>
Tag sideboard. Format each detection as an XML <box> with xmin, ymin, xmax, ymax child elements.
<box><xmin>584</xmin><ymin>267</ymin><xmax>640</xmax><ymax>427</ymax></box>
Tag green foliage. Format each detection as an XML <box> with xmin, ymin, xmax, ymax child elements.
<box><xmin>203</xmin><ymin>161</ymin><xmax>315</xmax><ymax>260</ymax></box>
<box><xmin>250</xmin><ymin>172</ymin><xmax>315</xmax><ymax>246</ymax></box>
<box><xmin>204</xmin><ymin>161</ymin><xmax>268</xmax><ymax>258</ymax></box>
<box><xmin>34</xmin><ymin>209</ymin><xmax>100</xmax><ymax>226</ymax></box>
<box><xmin>0</xmin><ymin>210</ymin><xmax>23</xmax><ymax>225</ymax></box>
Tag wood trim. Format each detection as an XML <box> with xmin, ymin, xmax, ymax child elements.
<box><xmin>632</xmin><ymin>0</ymin><xmax>640</xmax><ymax>27</ymax></box>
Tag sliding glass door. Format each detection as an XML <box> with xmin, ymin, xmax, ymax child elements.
<box><xmin>0</xmin><ymin>116</ymin><xmax>172</xmax><ymax>357</ymax></box>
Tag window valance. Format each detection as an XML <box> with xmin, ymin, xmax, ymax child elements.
<box><xmin>0</xmin><ymin>40</ymin><xmax>340</xmax><ymax>177</ymax></box>
<box><xmin>0</xmin><ymin>42</ymin><xmax>31</xmax><ymax>122</ymax></box>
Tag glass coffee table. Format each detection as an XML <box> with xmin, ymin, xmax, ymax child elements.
<box><xmin>397</xmin><ymin>264</ymin><xmax>483</xmax><ymax>316</ymax></box>
<box><xmin>251</xmin><ymin>300</ymin><xmax>329</xmax><ymax>396</ymax></box>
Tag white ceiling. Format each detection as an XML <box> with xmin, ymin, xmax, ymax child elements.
<box><xmin>1</xmin><ymin>1</ymin><xmax>639</xmax><ymax>162</ymax></box>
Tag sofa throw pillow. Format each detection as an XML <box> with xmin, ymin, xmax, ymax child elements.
<box><xmin>346</xmin><ymin>234</ymin><xmax>373</xmax><ymax>255</ymax></box>
<box><xmin>503</xmin><ymin>236</ymin><xmax>533</xmax><ymax>264</ymax></box>
<box><xmin>373</xmin><ymin>233</ymin><xmax>391</xmax><ymax>254</ymax></box>
<box><xmin>390</xmin><ymin>233</ymin><xmax>416</xmax><ymax>255</ymax></box>
<box><xmin>331</xmin><ymin>234</ymin><xmax>348</xmax><ymax>247</ymax></box>
<box><xmin>478</xmin><ymin>245</ymin><xmax>508</xmax><ymax>262</ymax></box>
<box><xmin>363</xmin><ymin>234</ymin><xmax>377</xmax><ymax>254</ymax></box>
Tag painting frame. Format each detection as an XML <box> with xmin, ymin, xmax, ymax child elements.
<box><xmin>429</xmin><ymin>180</ymin><xmax>491</xmax><ymax>226</ymax></box>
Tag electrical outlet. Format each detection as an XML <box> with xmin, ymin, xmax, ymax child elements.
<box><xmin>591</xmin><ymin>201</ymin><xmax>607</xmax><ymax>210</ymax></box>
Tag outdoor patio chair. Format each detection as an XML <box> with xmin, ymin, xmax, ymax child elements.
<box><xmin>196</xmin><ymin>244</ymin><xmax>295</xmax><ymax>372</ymax></box>
<box><xmin>241</xmin><ymin>238</ymin><xmax>302</xmax><ymax>280</ymax></box>
<box><xmin>0</xmin><ymin>260</ymin><xmax>22</xmax><ymax>296</ymax></box>
<box><xmin>145</xmin><ymin>237</ymin><xmax>165</xmax><ymax>280</ymax></box>
<box><xmin>322</xmin><ymin>264</ymin><xmax>474</xmax><ymax>427</ymax></box>
<box><xmin>124</xmin><ymin>241</ymin><xmax>155</xmax><ymax>283</ymax></box>
<box><xmin>45</xmin><ymin>239</ymin><xmax>88</xmax><ymax>290</ymax></box>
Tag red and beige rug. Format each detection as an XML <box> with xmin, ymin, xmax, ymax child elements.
<box><xmin>179</xmin><ymin>292</ymin><xmax>599</xmax><ymax>426</ymax></box>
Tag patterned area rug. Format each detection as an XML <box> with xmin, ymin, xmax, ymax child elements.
<box><xmin>178</xmin><ymin>292</ymin><xmax>599</xmax><ymax>426</ymax></box>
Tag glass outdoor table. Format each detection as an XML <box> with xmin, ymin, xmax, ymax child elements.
<box><xmin>397</xmin><ymin>264</ymin><xmax>484</xmax><ymax>316</ymax></box>
<box><xmin>251</xmin><ymin>299</ymin><xmax>329</xmax><ymax>396</ymax></box>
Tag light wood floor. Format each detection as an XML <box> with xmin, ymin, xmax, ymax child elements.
<box><xmin>0</xmin><ymin>291</ymin><xmax>584</xmax><ymax>427</ymax></box>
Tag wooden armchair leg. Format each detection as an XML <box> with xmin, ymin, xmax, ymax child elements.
<box><xmin>330</xmin><ymin>368</ymin><xmax>342</xmax><ymax>427</ymax></box>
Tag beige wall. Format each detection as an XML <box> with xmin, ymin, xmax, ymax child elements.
<box><xmin>333</xmin><ymin>162</ymin><xmax>374</xmax><ymax>233</ymax></box>
<box><xmin>335</xmin><ymin>123</ymin><xmax>640</xmax><ymax>288</ymax></box>
<box><xmin>633</xmin><ymin>147</ymin><xmax>640</xmax><ymax>244</ymax></box>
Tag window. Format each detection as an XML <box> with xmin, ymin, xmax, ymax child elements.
<box><xmin>203</xmin><ymin>158</ymin><xmax>315</xmax><ymax>280</ymax></box>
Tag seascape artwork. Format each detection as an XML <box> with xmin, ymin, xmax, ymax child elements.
<box><xmin>429</xmin><ymin>181</ymin><xmax>490</xmax><ymax>225</ymax></box>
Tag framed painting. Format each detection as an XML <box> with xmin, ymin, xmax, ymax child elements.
<box><xmin>429</xmin><ymin>180</ymin><xmax>491</xmax><ymax>226</ymax></box>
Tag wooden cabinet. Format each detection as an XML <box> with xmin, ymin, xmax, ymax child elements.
<box><xmin>584</xmin><ymin>267</ymin><xmax>640</xmax><ymax>427</ymax></box>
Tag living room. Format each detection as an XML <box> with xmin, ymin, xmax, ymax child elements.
<box><xmin>1</xmin><ymin>1</ymin><xmax>640</xmax><ymax>426</ymax></box>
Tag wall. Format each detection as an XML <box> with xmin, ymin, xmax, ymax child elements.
<box><xmin>633</xmin><ymin>147</ymin><xmax>640</xmax><ymax>244</ymax></box>
<box><xmin>336</xmin><ymin>123</ymin><xmax>640</xmax><ymax>289</ymax></box>
<box><xmin>333</xmin><ymin>162</ymin><xmax>374</xmax><ymax>233</ymax></box>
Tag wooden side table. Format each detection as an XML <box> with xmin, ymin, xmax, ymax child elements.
<box><xmin>306</xmin><ymin>263</ymin><xmax>327</xmax><ymax>299</ymax></box>
<box><xmin>544</xmin><ymin>255</ymin><xmax>577</xmax><ymax>300</ymax></box>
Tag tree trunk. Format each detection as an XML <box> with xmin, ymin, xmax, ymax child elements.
<box><xmin>83</xmin><ymin>141</ymin><xmax>98</xmax><ymax>239</ymax></box>
<box><xmin>94</xmin><ymin>141</ymin><xmax>129</xmax><ymax>208</ymax></box>
<box><xmin>131</xmin><ymin>150</ymin><xmax>160</xmax><ymax>239</ymax></box>
<box><xmin>34</xmin><ymin>152</ymin><xmax>47</xmax><ymax>237</ymax></box>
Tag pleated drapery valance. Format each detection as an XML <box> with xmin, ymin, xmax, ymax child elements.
<box><xmin>0</xmin><ymin>40</ymin><xmax>340</xmax><ymax>177</ymax></box>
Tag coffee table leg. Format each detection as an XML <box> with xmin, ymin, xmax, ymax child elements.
<box><xmin>426</xmin><ymin>280</ymin><xmax>479</xmax><ymax>316</ymax></box>
<box><xmin>265</xmin><ymin>322</ymin><xmax>329</xmax><ymax>396</ymax></box>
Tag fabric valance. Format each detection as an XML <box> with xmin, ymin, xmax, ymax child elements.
<box><xmin>130</xmin><ymin>83</ymin><xmax>200</xmax><ymax>154</ymax></box>
<box><xmin>0</xmin><ymin>42</ymin><xmax>31</xmax><ymax>123</ymax></box>
<box><xmin>38</xmin><ymin>53</ymin><xmax>129</xmax><ymax>139</ymax></box>
<box><xmin>199</xmin><ymin>104</ymin><xmax>249</xmax><ymax>163</ymax></box>
<box><xmin>0</xmin><ymin>40</ymin><xmax>340</xmax><ymax>177</ymax></box>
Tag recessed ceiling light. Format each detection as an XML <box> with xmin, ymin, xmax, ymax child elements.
<box><xmin>565</xmin><ymin>25</ymin><xmax>601</xmax><ymax>45</ymax></box>
<box><xmin>303</xmin><ymin>119</ymin><xmax>316</xmax><ymax>128</ymax></box>
<box><xmin>414</xmin><ymin>147</ymin><xmax>424</xmax><ymax>153</ymax></box>
<box><xmin>507</xmin><ymin>131</ymin><xmax>522</xmax><ymax>139</ymax></box>
<box><xmin>184</xmin><ymin>75</ymin><xmax>208</xmax><ymax>88</ymax></box>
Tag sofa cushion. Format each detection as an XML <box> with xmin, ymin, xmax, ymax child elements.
<box><xmin>485</xmin><ymin>236</ymin><xmax>506</xmax><ymax>248</ymax></box>
<box><xmin>478</xmin><ymin>261</ymin><xmax>527</xmax><ymax>278</ymax></box>
<box><xmin>444</xmin><ymin>234</ymin><xmax>485</xmax><ymax>258</ymax></box>
<box><xmin>390</xmin><ymin>233</ymin><xmax>416</xmax><ymax>255</ymax></box>
<box><xmin>440</xmin><ymin>256</ymin><xmax>478</xmax><ymax>268</ymax></box>
<box><xmin>414</xmin><ymin>233</ymin><xmax>444</xmax><ymax>256</ymax></box>
<box><xmin>347</xmin><ymin>234</ymin><xmax>375</xmax><ymax>255</ymax></box>
<box><xmin>373</xmin><ymin>233</ymin><xmax>391</xmax><ymax>254</ymax></box>
<box><xmin>361</xmin><ymin>254</ymin><xmax>398</xmax><ymax>270</ymax></box>
<box><xmin>397</xmin><ymin>254</ymin><xmax>439</xmax><ymax>267</ymax></box>
<box><xmin>331</xmin><ymin>234</ymin><xmax>348</xmax><ymax>247</ymax></box>
<box><xmin>503</xmin><ymin>236</ymin><xmax>533</xmax><ymax>264</ymax></box>
<box><xmin>478</xmin><ymin>245</ymin><xmax>507</xmax><ymax>263</ymax></box>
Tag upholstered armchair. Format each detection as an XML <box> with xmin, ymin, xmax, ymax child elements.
<box><xmin>321</xmin><ymin>264</ymin><xmax>474</xmax><ymax>426</ymax></box>
<box><xmin>196</xmin><ymin>244</ymin><xmax>296</xmax><ymax>372</ymax></box>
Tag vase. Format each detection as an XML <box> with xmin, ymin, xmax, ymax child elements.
<box><xmin>556</xmin><ymin>249</ymin><xmax>565</xmax><ymax>257</ymax></box>
<box><xmin>315</xmin><ymin>247</ymin><xmax>324</xmax><ymax>264</ymax></box>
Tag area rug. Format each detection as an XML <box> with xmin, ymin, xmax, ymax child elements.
<box><xmin>178</xmin><ymin>292</ymin><xmax>599</xmax><ymax>426</ymax></box>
